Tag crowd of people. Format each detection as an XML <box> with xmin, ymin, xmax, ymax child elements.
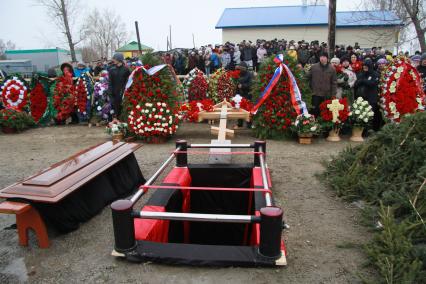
<box><xmin>164</xmin><ymin>39</ymin><xmax>425</xmax><ymax>75</ymax></box>
<box><xmin>1</xmin><ymin>38</ymin><xmax>425</xmax><ymax>131</ymax></box>
<box><xmin>163</xmin><ymin>39</ymin><xmax>426</xmax><ymax>132</ymax></box>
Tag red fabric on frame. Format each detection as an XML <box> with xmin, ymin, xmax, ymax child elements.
<box><xmin>134</xmin><ymin>205</ymin><xmax>168</xmax><ymax>242</ymax></box>
<box><xmin>250</xmin><ymin>211</ymin><xmax>261</xmax><ymax>246</ymax></box>
<box><xmin>251</xmin><ymin>167</ymin><xmax>272</xmax><ymax>188</ymax></box>
<box><xmin>163</xmin><ymin>167</ymin><xmax>192</xmax><ymax>243</ymax></box>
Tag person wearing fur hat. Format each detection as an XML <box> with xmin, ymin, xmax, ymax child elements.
<box><xmin>306</xmin><ymin>52</ymin><xmax>337</xmax><ymax>117</ymax></box>
<box><xmin>108</xmin><ymin>52</ymin><xmax>130</xmax><ymax>119</ymax></box>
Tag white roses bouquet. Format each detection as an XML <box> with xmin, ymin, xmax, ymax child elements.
<box><xmin>350</xmin><ymin>97</ymin><xmax>374</xmax><ymax>127</ymax></box>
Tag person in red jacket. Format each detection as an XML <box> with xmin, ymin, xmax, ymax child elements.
<box><xmin>350</xmin><ymin>54</ymin><xmax>363</xmax><ymax>73</ymax></box>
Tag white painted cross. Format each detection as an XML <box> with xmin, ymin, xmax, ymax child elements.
<box><xmin>327</xmin><ymin>99</ymin><xmax>344</xmax><ymax>123</ymax></box>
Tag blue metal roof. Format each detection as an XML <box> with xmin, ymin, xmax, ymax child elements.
<box><xmin>215</xmin><ymin>5</ymin><xmax>402</xmax><ymax>29</ymax></box>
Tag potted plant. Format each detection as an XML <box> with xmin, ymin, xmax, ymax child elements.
<box><xmin>0</xmin><ymin>108</ymin><xmax>35</xmax><ymax>133</ymax></box>
<box><xmin>350</xmin><ymin>97</ymin><xmax>374</xmax><ymax>142</ymax></box>
<box><xmin>292</xmin><ymin>113</ymin><xmax>320</xmax><ymax>144</ymax></box>
<box><xmin>318</xmin><ymin>98</ymin><xmax>350</xmax><ymax>142</ymax></box>
<box><xmin>106</xmin><ymin>120</ymin><xmax>128</xmax><ymax>142</ymax></box>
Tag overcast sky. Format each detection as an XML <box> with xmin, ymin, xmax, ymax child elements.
<box><xmin>1</xmin><ymin>0</ymin><xmax>364</xmax><ymax>51</ymax></box>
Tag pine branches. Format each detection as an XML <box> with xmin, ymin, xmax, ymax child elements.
<box><xmin>321</xmin><ymin>112</ymin><xmax>426</xmax><ymax>283</ymax></box>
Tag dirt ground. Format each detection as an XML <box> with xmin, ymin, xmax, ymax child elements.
<box><xmin>0</xmin><ymin>123</ymin><xmax>375</xmax><ymax>283</ymax></box>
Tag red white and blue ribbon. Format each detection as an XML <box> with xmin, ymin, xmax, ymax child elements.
<box><xmin>125</xmin><ymin>63</ymin><xmax>167</xmax><ymax>90</ymax></box>
<box><xmin>251</xmin><ymin>54</ymin><xmax>308</xmax><ymax>116</ymax></box>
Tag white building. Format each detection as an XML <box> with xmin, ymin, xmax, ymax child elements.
<box><xmin>216</xmin><ymin>5</ymin><xmax>402</xmax><ymax>51</ymax></box>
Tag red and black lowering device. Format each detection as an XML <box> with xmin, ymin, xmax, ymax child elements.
<box><xmin>111</xmin><ymin>199</ymin><xmax>136</xmax><ymax>253</ymax></box>
<box><xmin>111</xmin><ymin>140</ymin><xmax>287</xmax><ymax>266</ymax></box>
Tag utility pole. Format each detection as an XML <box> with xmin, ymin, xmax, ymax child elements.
<box><xmin>167</xmin><ymin>36</ymin><xmax>169</xmax><ymax>52</ymax></box>
<box><xmin>327</xmin><ymin>0</ymin><xmax>336</xmax><ymax>59</ymax></box>
<box><xmin>192</xmin><ymin>33</ymin><xmax>195</xmax><ymax>49</ymax></box>
<box><xmin>135</xmin><ymin>21</ymin><xmax>143</xmax><ymax>56</ymax></box>
<box><xmin>169</xmin><ymin>25</ymin><xmax>172</xmax><ymax>50</ymax></box>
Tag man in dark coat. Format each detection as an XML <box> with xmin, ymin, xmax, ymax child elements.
<box><xmin>235</xmin><ymin>62</ymin><xmax>253</xmax><ymax>128</ymax></box>
<box><xmin>306</xmin><ymin>52</ymin><xmax>337</xmax><ymax>117</ymax></box>
<box><xmin>108</xmin><ymin>53</ymin><xmax>130</xmax><ymax>119</ymax></box>
<box><xmin>417</xmin><ymin>53</ymin><xmax>426</xmax><ymax>93</ymax></box>
<box><xmin>297</xmin><ymin>43</ymin><xmax>310</xmax><ymax>66</ymax></box>
<box><xmin>354</xmin><ymin>59</ymin><xmax>382</xmax><ymax>131</ymax></box>
<box><xmin>93</xmin><ymin>61</ymin><xmax>104</xmax><ymax>76</ymax></box>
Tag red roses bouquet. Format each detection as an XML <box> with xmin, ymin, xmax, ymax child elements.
<box><xmin>319</xmin><ymin>97</ymin><xmax>350</xmax><ymax>129</ymax></box>
<box><xmin>180</xmin><ymin>99</ymin><xmax>214</xmax><ymax>122</ymax></box>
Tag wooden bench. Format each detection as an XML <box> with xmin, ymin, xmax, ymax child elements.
<box><xmin>0</xmin><ymin>201</ymin><xmax>49</xmax><ymax>248</ymax></box>
<box><xmin>0</xmin><ymin>141</ymin><xmax>143</xmax><ymax>248</ymax></box>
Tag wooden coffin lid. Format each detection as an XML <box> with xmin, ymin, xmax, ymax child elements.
<box><xmin>0</xmin><ymin>141</ymin><xmax>142</xmax><ymax>203</ymax></box>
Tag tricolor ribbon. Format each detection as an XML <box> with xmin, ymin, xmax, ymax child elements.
<box><xmin>251</xmin><ymin>54</ymin><xmax>308</xmax><ymax>116</ymax></box>
<box><xmin>125</xmin><ymin>63</ymin><xmax>167</xmax><ymax>91</ymax></box>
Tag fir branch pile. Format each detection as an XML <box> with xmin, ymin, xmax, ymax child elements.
<box><xmin>321</xmin><ymin>112</ymin><xmax>426</xmax><ymax>283</ymax></box>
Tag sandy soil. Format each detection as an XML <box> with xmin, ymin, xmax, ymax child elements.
<box><xmin>0</xmin><ymin>123</ymin><xmax>375</xmax><ymax>283</ymax></box>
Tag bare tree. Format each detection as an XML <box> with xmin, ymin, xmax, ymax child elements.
<box><xmin>83</xmin><ymin>8</ymin><xmax>129</xmax><ymax>59</ymax></box>
<box><xmin>0</xmin><ymin>39</ymin><xmax>16</xmax><ymax>59</ymax></box>
<box><xmin>363</xmin><ymin>0</ymin><xmax>426</xmax><ymax>52</ymax></box>
<box><xmin>79</xmin><ymin>46</ymin><xmax>100</xmax><ymax>62</ymax></box>
<box><xmin>36</xmin><ymin>0</ymin><xmax>86</xmax><ymax>62</ymax></box>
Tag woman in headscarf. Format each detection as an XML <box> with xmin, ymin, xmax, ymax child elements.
<box><xmin>354</xmin><ymin>59</ymin><xmax>382</xmax><ymax>131</ymax></box>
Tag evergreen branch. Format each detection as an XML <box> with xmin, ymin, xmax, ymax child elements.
<box><xmin>399</xmin><ymin>122</ymin><xmax>415</xmax><ymax>146</ymax></box>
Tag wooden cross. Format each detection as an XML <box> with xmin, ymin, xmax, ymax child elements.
<box><xmin>327</xmin><ymin>99</ymin><xmax>344</xmax><ymax>123</ymax></box>
<box><xmin>197</xmin><ymin>99</ymin><xmax>250</xmax><ymax>141</ymax></box>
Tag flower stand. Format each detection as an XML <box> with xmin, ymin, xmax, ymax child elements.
<box><xmin>350</xmin><ymin>127</ymin><xmax>364</xmax><ymax>142</ymax></box>
<box><xmin>112</xmin><ymin>133</ymin><xmax>124</xmax><ymax>143</ymax></box>
<box><xmin>143</xmin><ymin>136</ymin><xmax>169</xmax><ymax>144</ymax></box>
<box><xmin>298</xmin><ymin>133</ymin><xmax>313</xmax><ymax>144</ymax></box>
<box><xmin>327</xmin><ymin>128</ymin><xmax>341</xmax><ymax>142</ymax></box>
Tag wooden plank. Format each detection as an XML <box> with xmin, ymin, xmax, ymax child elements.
<box><xmin>0</xmin><ymin>201</ymin><xmax>31</xmax><ymax>214</ymax></box>
<box><xmin>217</xmin><ymin>104</ymin><xmax>228</xmax><ymax>141</ymax></box>
<box><xmin>210</xmin><ymin>127</ymin><xmax>234</xmax><ymax>138</ymax></box>
<box><xmin>208</xmin><ymin>140</ymin><xmax>232</xmax><ymax>164</ymax></box>
<box><xmin>198</xmin><ymin>111</ymin><xmax>250</xmax><ymax>121</ymax></box>
<box><xmin>0</xmin><ymin>142</ymin><xmax>142</xmax><ymax>203</ymax></box>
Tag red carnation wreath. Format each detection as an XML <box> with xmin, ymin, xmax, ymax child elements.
<box><xmin>1</xmin><ymin>77</ymin><xmax>28</xmax><ymax>110</ymax></box>
<box><xmin>75</xmin><ymin>77</ymin><xmax>88</xmax><ymax>114</ymax></box>
<box><xmin>30</xmin><ymin>82</ymin><xmax>48</xmax><ymax>122</ymax></box>
<box><xmin>209</xmin><ymin>68</ymin><xmax>239</xmax><ymax>103</ymax></box>
<box><xmin>380</xmin><ymin>57</ymin><xmax>425</xmax><ymax>122</ymax></box>
<box><xmin>53</xmin><ymin>75</ymin><xmax>75</xmax><ymax>122</ymax></box>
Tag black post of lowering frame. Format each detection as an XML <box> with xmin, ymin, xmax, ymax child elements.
<box><xmin>176</xmin><ymin>140</ymin><xmax>187</xmax><ymax>167</ymax></box>
<box><xmin>259</xmin><ymin>206</ymin><xmax>283</xmax><ymax>258</ymax></box>
<box><xmin>111</xmin><ymin>199</ymin><xmax>136</xmax><ymax>253</ymax></box>
<box><xmin>254</xmin><ymin>140</ymin><xmax>266</xmax><ymax>167</ymax></box>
